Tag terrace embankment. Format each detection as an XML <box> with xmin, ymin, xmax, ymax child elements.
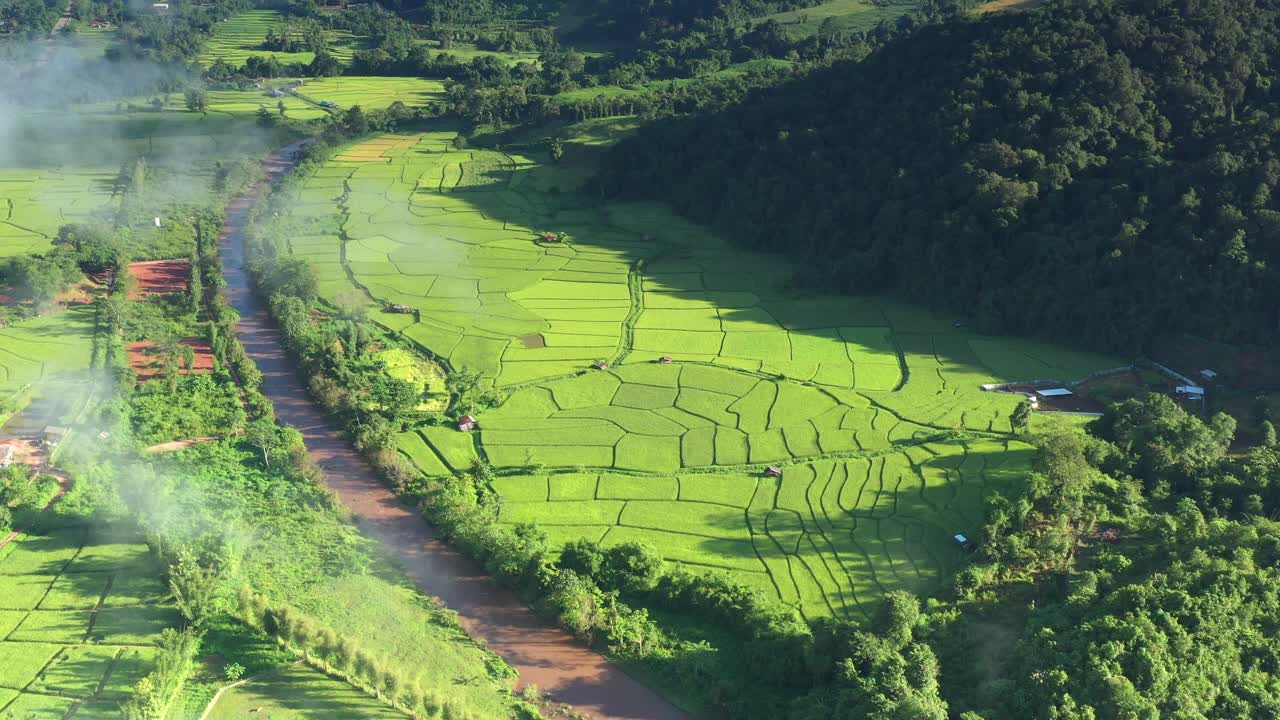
<box><xmin>218</xmin><ymin>142</ymin><xmax>684</xmax><ymax>720</ymax></box>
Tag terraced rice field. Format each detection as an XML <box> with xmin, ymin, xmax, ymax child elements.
<box><xmin>199</xmin><ymin>10</ymin><xmax>363</xmax><ymax>68</ymax></box>
<box><xmin>0</xmin><ymin>521</ymin><xmax>177</xmax><ymax>717</ymax></box>
<box><xmin>276</xmin><ymin>130</ymin><xmax>1121</xmax><ymax>618</ymax></box>
<box><xmin>291</xmin><ymin>77</ymin><xmax>448</xmax><ymax>113</ymax></box>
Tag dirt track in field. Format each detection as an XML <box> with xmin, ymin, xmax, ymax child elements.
<box><xmin>219</xmin><ymin>142</ymin><xmax>685</xmax><ymax>720</ymax></box>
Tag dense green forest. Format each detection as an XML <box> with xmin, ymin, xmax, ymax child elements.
<box><xmin>606</xmin><ymin>0</ymin><xmax>1280</xmax><ymax>351</ymax></box>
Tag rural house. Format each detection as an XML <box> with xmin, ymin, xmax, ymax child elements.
<box><xmin>458</xmin><ymin>415</ymin><xmax>477</xmax><ymax>432</ymax></box>
<box><xmin>765</xmin><ymin>466</ymin><xmax>783</xmax><ymax>478</ymax></box>
<box><xmin>42</xmin><ymin>426</ymin><xmax>67</xmax><ymax>447</ymax></box>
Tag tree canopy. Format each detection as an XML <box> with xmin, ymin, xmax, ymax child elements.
<box><xmin>606</xmin><ymin>0</ymin><xmax>1280</xmax><ymax>351</ymax></box>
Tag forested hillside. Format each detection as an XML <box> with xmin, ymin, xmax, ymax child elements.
<box><xmin>605</xmin><ymin>0</ymin><xmax>1280</xmax><ymax>351</ymax></box>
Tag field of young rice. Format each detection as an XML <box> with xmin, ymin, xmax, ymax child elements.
<box><xmin>0</xmin><ymin>520</ymin><xmax>177</xmax><ymax>717</ymax></box>
<box><xmin>276</xmin><ymin>130</ymin><xmax>1122</xmax><ymax>617</ymax></box>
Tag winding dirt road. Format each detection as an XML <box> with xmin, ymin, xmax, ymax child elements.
<box><xmin>219</xmin><ymin>143</ymin><xmax>685</xmax><ymax>720</ymax></box>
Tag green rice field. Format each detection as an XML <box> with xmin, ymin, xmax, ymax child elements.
<box><xmin>0</xmin><ymin>520</ymin><xmax>177</xmax><ymax>717</ymax></box>
<box><xmin>275</xmin><ymin>130</ymin><xmax>1122</xmax><ymax>619</ymax></box>
<box><xmin>291</xmin><ymin>77</ymin><xmax>447</xmax><ymax>112</ymax></box>
<box><xmin>0</xmin><ymin>307</ymin><xmax>97</xmax><ymax>401</ymax></box>
<box><xmin>199</xmin><ymin>10</ymin><xmax>364</xmax><ymax>68</ymax></box>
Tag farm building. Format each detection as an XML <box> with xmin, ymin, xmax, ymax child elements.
<box><xmin>593</xmin><ymin>360</ymin><xmax>610</xmax><ymax>370</ymax></box>
<box><xmin>765</xmin><ymin>466</ymin><xmax>783</xmax><ymax>478</ymax></box>
<box><xmin>0</xmin><ymin>444</ymin><xmax>13</xmax><ymax>468</ymax></box>
<box><xmin>658</xmin><ymin>356</ymin><xmax>673</xmax><ymax>365</ymax></box>
<box><xmin>458</xmin><ymin>415</ymin><xmax>477</xmax><ymax>432</ymax></box>
<box><xmin>1200</xmin><ymin>369</ymin><xmax>1218</xmax><ymax>381</ymax></box>
<box><xmin>1176</xmin><ymin>385</ymin><xmax>1206</xmax><ymax>400</ymax></box>
<box><xmin>953</xmin><ymin>534</ymin><xmax>976</xmax><ymax>552</ymax></box>
<box><xmin>388</xmin><ymin>304</ymin><xmax>413</xmax><ymax>314</ymax></box>
<box><xmin>42</xmin><ymin>426</ymin><xmax>67</xmax><ymax>447</ymax></box>
<box><xmin>1037</xmin><ymin>388</ymin><xmax>1073</xmax><ymax>398</ymax></box>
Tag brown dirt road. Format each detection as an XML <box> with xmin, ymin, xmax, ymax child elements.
<box><xmin>220</xmin><ymin>142</ymin><xmax>685</xmax><ymax>720</ymax></box>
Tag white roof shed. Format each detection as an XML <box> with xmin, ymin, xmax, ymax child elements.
<box><xmin>1037</xmin><ymin>388</ymin><xmax>1073</xmax><ymax>397</ymax></box>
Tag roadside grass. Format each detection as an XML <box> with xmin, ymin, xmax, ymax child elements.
<box><xmin>205</xmin><ymin>662</ymin><xmax>407</xmax><ymax>719</ymax></box>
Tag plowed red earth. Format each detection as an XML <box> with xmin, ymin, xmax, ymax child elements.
<box><xmin>219</xmin><ymin>143</ymin><xmax>685</xmax><ymax>720</ymax></box>
<box><xmin>128</xmin><ymin>259</ymin><xmax>190</xmax><ymax>299</ymax></box>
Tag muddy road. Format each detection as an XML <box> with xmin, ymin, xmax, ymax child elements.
<box><xmin>219</xmin><ymin>143</ymin><xmax>685</xmax><ymax>720</ymax></box>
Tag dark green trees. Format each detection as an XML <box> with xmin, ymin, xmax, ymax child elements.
<box><xmin>606</xmin><ymin>0</ymin><xmax>1280</xmax><ymax>350</ymax></box>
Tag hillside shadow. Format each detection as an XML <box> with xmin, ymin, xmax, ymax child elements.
<box><xmin>374</xmin><ymin>137</ymin><xmax>1021</xmax><ymax>397</ymax></box>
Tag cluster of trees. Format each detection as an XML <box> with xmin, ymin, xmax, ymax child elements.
<box><xmin>0</xmin><ymin>464</ymin><xmax>44</xmax><ymax>535</ymax></box>
<box><xmin>262</xmin><ymin>16</ymin><xmax>329</xmax><ymax>54</ymax></box>
<box><xmin>117</xmin><ymin>0</ymin><xmax>250</xmax><ymax>62</ymax></box>
<box><xmin>915</xmin><ymin>390</ymin><xmax>1280</xmax><ymax>719</ymax></box>
<box><xmin>121</xmin><ymin>628</ymin><xmax>201</xmax><ymax>720</ymax></box>
<box><xmin>0</xmin><ymin>0</ymin><xmax>63</xmax><ymax>35</ymax></box>
<box><xmin>606</xmin><ymin>0</ymin><xmax>1280</xmax><ymax>351</ymax></box>
<box><xmin>436</xmin><ymin>0</ymin><xmax>976</xmax><ymax>127</ymax></box>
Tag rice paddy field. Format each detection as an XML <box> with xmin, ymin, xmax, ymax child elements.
<box><xmin>0</xmin><ymin>306</ymin><xmax>97</xmax><ymax>402</ymax></box>
<box><xmin>276</xmin><ymin>130</ymin><xmax>1122</xmax><ymax>619</ymax></box>
<box><xmin>291</xmin><ymin>77</ymin><xmax>447</xmax><ymax>112</ymax></box>
<box><xmin>0</xmin><ymin>169</ymin><xmax>118</xmax><ymax>256</ymax></box>
<box><xmin>0</xmin><ymin>519</ymin><xmax>178</xmax><ymax>718</ymax></box>
<box><xmin>199</xmin><ymin>10</ymin><xmax>364</xmax><ymax>68</ymax></box>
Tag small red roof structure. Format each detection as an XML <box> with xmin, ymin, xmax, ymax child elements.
<box><xmin>658</xmin><ymin>356</ymin><xmax>673</xmax><ymax>364</ymax></box>
<box><xmin>764</xmin><ymin>466</ymin><xmax>782</xmax><ymax>478</ymax></box>
<box><xmin>593</xmin><ymin>360</ymin><xmax>609</xmax><ymax>370</ymax></box>
<box><xmin>458</xmin><ymin>415</ymin><xmax>477</xmax><ymax>432</ymax></box>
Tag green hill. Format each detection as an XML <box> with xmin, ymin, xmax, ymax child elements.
<box><xmin>605</xmin><ymin>0</ymin><xmax>1280</xmax><ymax>351</ymax></box>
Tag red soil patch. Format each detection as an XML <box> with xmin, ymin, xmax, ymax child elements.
<box><xmin>144</xmin><ymin>436</ymin><xmax>219</xmax><ymax>453</ymax></box>
<box><xmin>128</xmin><ymin>259</ymin><xmax>190</xmax><ymax>299</ymax></box>
<box><xmin>126</xmin><ymin>338</ymin><xmax>215</xmax><ymax>382</ymax></box>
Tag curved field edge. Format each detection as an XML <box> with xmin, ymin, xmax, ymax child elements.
<box><xmin>275</xmin><ymin>129</ymin><xmax>1122</xmax><ymax>618</ymax></box>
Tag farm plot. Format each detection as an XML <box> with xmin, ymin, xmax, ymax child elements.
<box><xmin>0</xmin><ymin>168</ymin><xmax>119</xmax><ymax>252</ymax></box>
<box><xmin>293</xmin><ymin>77</ymin><xmax>448</xmax><ymax>112</ymax></box>
<box><xmin>128</xmin><ymin>259</ymin><xmax>190</xmax><ymax>299</ymax></box>
<box><xmin>278</xmin><ymin>130</ymin><xmax>1126</xmax><ymax>619</ymax></box>
<box><xmin>199</xmin><ymin>10</ymin><xmax>364</xmax><ymax>67</ymax></box>
<box><xmin>0</xmin><ymin>521</ymin><xmax>174</xmax><ymax>713</ymax></box>
<box><xmin>0</xmin><ymin>306</ymin><xmax>97</xmax><ymax>400</ymax></box>
<box><xmin>496</xmin><ymin>437</ymin><xmax>1034</xmax><ymax>618</ymax></box>
<box><xmin>477</xmin><ymin>363</ymin><xmax>941</xmax><ymax>472</ymax></box>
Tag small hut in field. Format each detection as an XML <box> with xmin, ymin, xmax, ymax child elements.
<box><xmin>458</xmin><ymin>415</ymin><xmax>477</xmax><ymax>432</ymax></box>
